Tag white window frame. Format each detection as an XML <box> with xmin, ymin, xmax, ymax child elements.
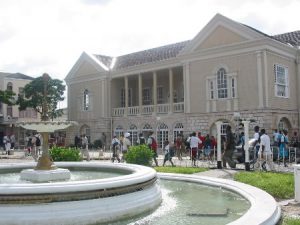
<box><xmin>121</xmin><ymin>88</ymin><xmax>133</xmax><ymax>107</ymax></box>
<box><xmin>274</xmin><ymin>64</ymin><xmax>289</xmax><ymax>98</ymax></box>
<box><xmin>217</xmin><ymin>68</ymin><xmax>228</xmax><ymax>99</ymax></box>
<box><xmin>83</xmin><ymin>89</ymin><xmax>90</xmax><ymax>111</ymax></box>
<box><xmin>157</xmin><ymin>86</ymin><xmax>163</xmax><ymax>104</ymax></box>
<box><xmin>143</xmin><ymin>87</ymin><xmax>151</xmax><ymax>105</ymax></box>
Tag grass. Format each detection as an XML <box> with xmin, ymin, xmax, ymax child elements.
<box><xmin>281</xmin><ymin>218</ymin><xmax>300</xmax><ymax>225</ymax></box>
<box><xmin>234</xmin><ymin>171</ymin><xmax>294</xmax><ymax>199</ymax></box>
<box><xmin>154</xmin><ymin>166</ymin><xmax>208</xmax><ymax>174</ymax></box>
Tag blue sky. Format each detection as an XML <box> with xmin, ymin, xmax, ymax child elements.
<box><xmin>0</xmin><ymin>0</ymin><xmax>299</xmax><ymax>81</ymax></box>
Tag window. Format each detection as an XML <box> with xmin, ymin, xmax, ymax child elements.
<box><xmin>157</xmin><ymin>86</ymin><xmax>163</xmax><ymax>104</ymax></box>
<box><xmin>157</xmin><ymin>123</ymin><xmax>168</xmax><ymax>149</ymax></box>
<box><xmin>83</xmin><ymin>89</ymin><xmax>89</xmax><ymax>111</ymax></box>
<box><xmin>221</xmin><ymin>123</ymin><xmax>229</xmax><ymax>139</ymax></box>
<box><xmin>7</xmin><ymin>82</ymin><xmax>13</xmax><ymax>91</ymax></box>
<box><xmin>173</xmin><ymin>123</ymin><xmax>184</xmax><ymax>142</ymax></box>
<box><xmin>143</xmin><ymin>88</ymin><xmax>151</xmax><ymax>105</ymax></box>
<box><xmin>114</xmin><ymin>125</ymin><xmax>124</xmax><ymax>139</ymax></box>
<box><xmin>231</xmin><ymin>78</ymin><xmax>235</xmax><ymax>98</ymax></box>
<box><xmin>274</xmin><ymin>64</ymin><xmax>289</xmax><ymax>98</ymax></box>
<box><xmin>128</xmin><ymin>124</ymin><xmax>138</xmax><ymax>145</ymax></box>
<box><xmin>217</xmin><ymin>68</ymin><xmax>228</xmax><ymax>99</ymax></box>
<box><xmin>210</xmin><ymin>80</ymin><xmax>214</xmax><ymax>99</ymax></box>
<box><xmin>121</xmin><ymin>88</ymin><xmax>132</xmax><ymax>107</ymax></box>
<box><xmin>173</xmin><ymin>91</ymin><xmax>178</xmax><ymax>103</ymax></box>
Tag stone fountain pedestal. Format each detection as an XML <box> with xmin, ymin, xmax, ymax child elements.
<box><xmin>20</xmin><ymin>168</ymin><xmax>70</xmax><ymax>182</ymax></box>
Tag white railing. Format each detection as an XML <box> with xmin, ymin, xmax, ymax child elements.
<box><xmin>157</xmin><ymin>104</ymin><xmax>170</xmax><ymax>114</ymax></box>
<box><xmin>112</xmin><ymin>102</ymin><xmax>184</xmax><ymax>116</ymax></box>
<box><xmin>141</xmin><ymin>105</ymin><xmax>154</xmax><ymax>115</ymax></box>
<box><xmin>112</xmin><ymin>108</ymin><xmax>125</xmax><ymax>117</ymax></box>
<box><xmin>173</xmin><ymin>102</ymin><xmax>184</xmax><ymax>112</ymax></box>
<box><xmin>128</xmin><ymin>106</ymin><xmax>140</xmax><ymax>116</ymax></box>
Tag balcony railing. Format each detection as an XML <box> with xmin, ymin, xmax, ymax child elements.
<box><xmin>112</xmin><ymin>102</ymin><xmax>184</xmax><ymax>117</ymax></box>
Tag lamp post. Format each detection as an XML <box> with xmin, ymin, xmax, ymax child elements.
<box><xmin>242</xmin><ymin>120</ymin><xmax>250</xmax><ymax>171</ymax></box>
<box><xmin>216</xmin><ymin>121</ymin><xmax>223</xmax><ymax>169</ymax></box>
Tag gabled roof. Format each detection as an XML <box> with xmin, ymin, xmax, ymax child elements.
<box><xmin>0</xmin><ymin>72</ymin><xmax>34</xmax><ymax>80</ymax></box>
<box><xmin>272</xmin><ymin>31</ymin><xmax>300</xmax><ymax>47</ymax></box>
<box><xmin>88</xmin><ymin>14</ymin><xmax>298</xmax><ymax>72</ymax></box>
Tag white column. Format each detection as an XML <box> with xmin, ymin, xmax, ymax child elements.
<box><xmin>256</xmin><ymin>51</ymin><xmax>264</xmax><ymax>108</ymax></box>
<box><xmin>101</xmin><ymin>80</ymin><xmax>105</xmax><ymax>116</ymax></box>
<box><xmin>216</xmin><ymin>121</ymin><xmax>223</xmax><ymax>169</ymax></box>
<box><xmin>153</xmin><ymin>71</ymin><xmax>157</xmax><ymax>114</ymax></box>
<box><xmin>183</xmin><ymin>63</ymin><xmax>190</xmax><ymax>113</ymax></box>
<box><xmin>263</xmin><ymin>51</ymin><xmax>269</xmax><ymax>108</ymax></box>
<box><xmin>296</xmin><ymin>50</ymin><xmax>300</xmax><ymax>135</ymax></box>
<box><xmin>169</xmin><ymin>68</ymin><xmax>174</xmax><ymax>113</ymax></box>
<box><xmin>242</xmin><ymin>120</ymin><xmax>250</xmax><ymax>171</ymax></box>
<box><xmin>138</xmin><ymin>74</ymin><xmax>142</xmax><ymax>115</ymax></box>
<box><xmin>124</xmin><ymin>76</ymin><xmax>128</xmax><ymax>116</ymax></box>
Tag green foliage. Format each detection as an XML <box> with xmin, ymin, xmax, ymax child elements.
<box><xmin>234</xmin><ymin>171</ymin><xmax>294</xmax><ymax>199</ymax></box>
<box><xmin>93</xmin><ymin>139</ymin><xmax>103</xmax><ymax>149</ymax></box>
<box><xmin>50</xmin><ymin>147</ymin><xmax>82</xmax><ymax>161</ymax></box>
<box><xmin>0</xmin><ymin>90</ymin><xmax>16</xmax><ymax>105</ymax></box>
<box><xmin>281</xmin><ymin>218</ymin><xmax>300</xmax><ymax>225</ymax></box>
<box><xmin>125</xmin><ymin>144</ymin><xmax>153</xmax><ymax>166</ymax></box>
<box><xmin>155</xmin><ymin>166</ymin><xmax>208</xmax><ymax>174</ymax></box>
<box><xmin>17</xmin><ymin>74</ymin><xmax>65</xmax><ymax>121</ymax></box>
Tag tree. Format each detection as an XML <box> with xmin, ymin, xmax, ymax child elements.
<box><xmin>0</xmin><ymin>90</ymin><xmax>16</xmax><ymax>105</ymax></box>
<box><xmin>17</xmin><ymin>73</ymin><xmax>65</xmax><ymax>121</ymax></box>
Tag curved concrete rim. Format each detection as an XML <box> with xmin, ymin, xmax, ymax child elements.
<box><xmin>158</xmin><ymin>173</ymin><xmax>281</xmax><ymax>225</ymax></box>
<box><xmin>0</xmin><ymin>162</ymin><xmax>157</xmax><ymax>194</ymax></box>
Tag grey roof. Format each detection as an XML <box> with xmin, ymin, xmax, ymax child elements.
<box><xmin>0</xmin><ymin>72</ymin><xmax>34</xmax><ymax>80</ymax></box>
<box><xmin>272</xmin><ymin>31</ymin><xmax>300</xmax><ymax>47</ymax></box>
<box><xmin>93</xmin><ymin>29</ymin><xmax>299</xmax><ymax>71</ymax></box>
<box><xmin>94</xmin><ymin>40</ymin><xmax>190</xmax><ymax>71</ymax></box>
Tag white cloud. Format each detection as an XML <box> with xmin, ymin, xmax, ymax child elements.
<box><xmin>0</xmin><ymin>0</ymin><xmax>299</xmax><ymax>82</ymax></box>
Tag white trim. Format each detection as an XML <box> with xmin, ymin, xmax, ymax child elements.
<box><xmin>263</xmin><ymin>51</ymin><xmax>269</xmax><ymax>107</ymax></box>
<box><xmin>256</xmin><ymin>51</ymin><xmax>264</xmax><ymax>108</ymax></box>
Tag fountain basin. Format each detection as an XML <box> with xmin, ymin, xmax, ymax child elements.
<box><xmin>0</xmin><ymin>162</ymin><xmax>281</xmax><ymax>225</ymax></box>
<box><xmin>20</xmin><ymin>168</ymin><xmax>71</xmax><ymax>182</ymax></box>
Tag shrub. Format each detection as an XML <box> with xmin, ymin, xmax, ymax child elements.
<box><xmin>125</xmin><ymin>144</ymin><xmax>154</xmax><ymax>166</ymax></box>
<box><xmin>50</xmin><ymin>147</ymin><xmax>82</xmax><ymax>161</ymax></box>
<box><xmin>93</xmin><ymin>139</ymin><xmax>103</xmax><ymax>149</ymax></box>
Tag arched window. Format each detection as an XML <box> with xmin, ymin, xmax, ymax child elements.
<box><xmin>128</xmin><ymin>124</ymin><xmax>138</xmax><ymax>145</ymax></box>
<box><xmin>173</xmin><ymin>122</ymin><xmax>184</xmax><ymax>142</ymax></box>
<box><xmin>83</xmin><ymin>89</ymin><xmax>89</xmax><ymax>111</ymax></box>
<box><xmin>217</xmin><ymin>68</ymin><xmax>228</xmax><ymax>99</ymax></box>
<box><xmin>157</xmin><ymin>123</ymin><xmax>169</xmax><ymax>149</ymax></box>
<box><xmin>114</xmin><ymin>125</ymin><xmax>124</xmax><ymax>139</ymax></box>
<box><xmin>7</xmin><ymin>82</ymin><xmax>13</xmax><ymax>91</ymax></box>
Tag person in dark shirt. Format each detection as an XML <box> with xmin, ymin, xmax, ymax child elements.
<box><xmin>222</xmin><ymin>125</ymin><xmax>236</xmax><ymax>168</ymax></box>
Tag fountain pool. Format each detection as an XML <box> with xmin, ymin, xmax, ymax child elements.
<box><xmin>0</xmin><ymin>162</ymin><xmax>281</xmax><ymax>225</ymax></box>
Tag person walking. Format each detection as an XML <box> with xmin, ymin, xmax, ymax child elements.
<box><xmin>175</xmin><ymin>135</ymin><xmax>183</xmax><ymax>160</ymax></box>
<box><xmin>190</xmin><ymin>132</ymin><xmax>201</xmax><ymax>166</ymax></box>
<box><xmin>162</xmin><ymin>140</ymin><xmax>174</xmax><ymax>167</ymax></box>
<box><xmin>147</xmin><ymin>131</ymin><xmax>158</xmax><ymax>166</ymax></box>
<box><xmin>111</xmin><ymin>135</ymin><xmax>121</xmax><ymax>163</ymax></box>
<box><xmin>10</xmin><ymin>133</ymin><xmax>16</xmax><ymax>150</ymax></box>
<box><xmin>259</xmin><ymin>129</ymin><xmax>275</xmax><ymax>171</ymax></box>
<box><xmin>81</xmin><ymin>134</ymin><xmax>90</xmax><ymax>161</ymax></box>
<box><xmin>3</xmin><ymin>134</ymin><xmax>10</xmax><ymax>155</ymax></box>
<box><xmin>137</xmin><ymin>133</ymin><xmax>146</xmax><ymax>145</ymax></box>
<box><xmin>222</xmin><ymin>125</ymin><xmax>236</xmax><ymax>169</ymax></box>
<box><xmin>122</xmin><ymin>132</ymin><xmax>131</xmax><ymax>162</ymax></box>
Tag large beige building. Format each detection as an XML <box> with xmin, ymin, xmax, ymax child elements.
<box><xmin>65</xmin><ymin>14</ymin><xmax>300</xmax><ymax>148</ymax></box>
<box><xmin>0</xmin><ymin>72</ymin><xmax>39</xmax><ymax>147</ymax></box>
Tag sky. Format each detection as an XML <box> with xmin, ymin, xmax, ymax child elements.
<box><xmin>0</xmin><ymin>0</ymin><xmax>299</xmax><ymax>81</ymax></box>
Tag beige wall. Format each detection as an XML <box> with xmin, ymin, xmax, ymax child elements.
<box><xmin>196</xmin><ymin>25</ymin><xmax>248</xmax><ymax>51</ymax></box>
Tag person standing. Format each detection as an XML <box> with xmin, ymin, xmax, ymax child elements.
<box><xmin>111</xmin><ymin>135</ymin><xmax>121</xmax><ymax>163</ymax></box>
<box><xmin>3</xmin><ymin>134</ymin><xmax>10</xmax><ymax>155</ymax></box>
<box><xmin>81</xmin><ymin>134</ymin><xmax>90</xmax><ymax>161</ymax></box>
<box><xmin>10</xmin><ymin>133</ymin><xmax>16</xmax><ymax>150</ymax></box>
<box><xmin>162</xmin><ymin>140</ymin><xmax>174</xmax><ymax>167</ymax></box>
<box><xmin>137</xmin><ymin>133</ymin><xmax>146</xmax><ymax>145</ymax></box>
<box><xmin>190</xmin><ymin>132</ymin><xmax>201</xmax><ymax>166</ymax></box>
<box><xmin>279</xmin><ymin>130</ymin><xmax>289</xmax><ymax>166</ymax></box>
<box><xmin>253</xmin><ymin>126</ymin><xmax>260</xmax><ymax>158</ymax></box>
<box><xmin>74</xmin><ymin>135</ymin><xmax>81</xmax><ymax>149</ymax></box>
<box><xmin>147</xmin><ymin>131</ymin><xmax>158</xmax><ymax>166</ymax></box>
<box><xmin>122</xmin><ymin>132</ymin><xmax>131</xmax><ymax>162</ymax></box>
<box><xmin>259</xmin><ymin>129</ymin><xmax>275</xmax><ymax>171</ymax></box>
<box><xmin>222</xmin><ymin>125</ymin><xmax>236</xmax><ymax>169</ymax></box>
<box><xmin>175</xmin><ymin>135</ymin><xmax>183</xmax><ymax>160</ymax></box>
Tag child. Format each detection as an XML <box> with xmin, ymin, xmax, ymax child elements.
<box><xmin>163</xmin><ymin>140</ymin><xmax>175</xmax><ymax>167</ymax></box>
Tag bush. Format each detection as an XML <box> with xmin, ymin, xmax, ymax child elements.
<box><xmin>93</xmin><ymin>139</ymin><xmax>103</xmax><ymax>149</ymax></box>
<box><xmin>125</xmin><ymin>144</ymin><xmax>154</xmax><ymax>166</ymax></box>
<box><xmin>50</xmin><ymin>147</ymin><xmax>82</xmax><ymax>161</ymax></box>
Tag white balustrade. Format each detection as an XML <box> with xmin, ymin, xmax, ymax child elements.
<box><xmin>128</xmin><ymin>106</ymin><xmax>140</xmax><ymax>116</ymax></box>
<box><xmin>173</xmin><ymin>102</ymin><xmax>184</xmax><ymax>112</ymax></box>
<box><xmin>142</xmin><ymin>105</ymin><xmax>154</xmax><ymax>115</ymax></box>
<box><xmin>112</xmin><ymin>108</ymin><xmax>125</xmax><ymax>117</ymax></box>
<box><xmin>157</xmin><ymin>104</ymin><xmax>169</xmax><ymax>114</ymax></box>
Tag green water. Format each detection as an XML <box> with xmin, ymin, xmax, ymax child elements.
<box><xmin>108</xmin><ymin>180</ymin><xmax>250</xmax><ymax>225</ymax></box>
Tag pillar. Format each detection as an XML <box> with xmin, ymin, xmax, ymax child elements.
<box><xmin>153</xmin><ymin>71</ymin><xmax>157</xmax><ymax>114</ymax></box>
<box><xmin>124</xmin><ymin>76</ymin><xmax>128</xmax><ymax>116</ymax></box>
<box><xmin>216</xmin><ymin>121</ymin><xmax>223</xmax><ymax>169</ymax></box>
<box><xmin>138</xmin><ymin>73</ymin><xmax>142</xmax><ymax>115</ymax></box>
<box><xmin>169</xmin><ymin>68</ymin><xmax>174</xmax><ymax>113</ymax></box>
<box><xmin>242</xmin><ymin>120</ymin><xmax>250</xmax><ymax>171</ymax></box>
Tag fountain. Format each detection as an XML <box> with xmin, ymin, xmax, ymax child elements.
<box><xmin>0</xmin><ymin>74</ymin><xmax>281</xmax><ymax>224</ymax></box>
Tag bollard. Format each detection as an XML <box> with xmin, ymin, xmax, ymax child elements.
<box><xmin>294</xmin><ymin>165</ymin><xmax>300</xmax><ymax>202</ymax></box>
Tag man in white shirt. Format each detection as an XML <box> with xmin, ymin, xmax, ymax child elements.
<box><xmin>189</xmin><ymin>132</ymin><xmax>201</xmax><ymax>166</ymax></box>
<box><xmin>259</xmin><ymin>129</ymin><xmax>274</xmax><ymax>171</ymax></box>
<box><xmin>253</xmin><ymin>126</ymin><xmax>260</xmax><ymax>158</ymax></box>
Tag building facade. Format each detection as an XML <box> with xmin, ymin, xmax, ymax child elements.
<box><xmin>65</xmin><ymin>14</ymin><xmax>300</xmax><ymax>148</ymax></box>
<box><xmin>0</xmin><ymin>72</ymin><xmax>39</xmax><ymax>147</ymax></box>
